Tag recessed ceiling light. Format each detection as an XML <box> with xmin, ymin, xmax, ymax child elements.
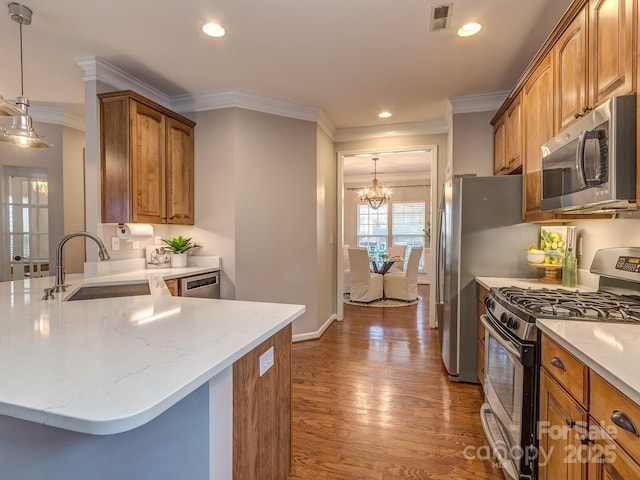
<box><xmin>202</xmin><ymin>23</ymin><xmax>226</xmax><ymax>37</ymax></box>
<box><xmin>378</xmin><ymin>111</ymin><xmax>392</xmax><ymax>118</ymax></box>
<box><xmin>458</xmin><ymin>22</ymin><xmax>481</xmax><ymax>37</ymax></box>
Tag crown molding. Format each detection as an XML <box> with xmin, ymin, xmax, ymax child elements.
<box><xmin>30</xmin><ymin>105</ymin><xmax>85</xmax><ymax>131</ymax></box>
<box><xmin>74</xmin><ymin>56</ymin><xmax>171</xmax><ymax>108</ymax></box>
<box><xmin>316</xmin><ymin>110</ymin><xmax>336</xmax><ymax>139</ymax></box>
<box><xmin>333</xmin><ymin>119</ymin><xmax>448</xmax><ymax>143</ymax></box>
<box><xmin>170</xmin><ymin>89</ymin><xmax>321</xmax><ymax>123</ymax></box>
<box><xmin>449</xmin><ymin>91</ymin><xmax>509</xmax><ymax>114</ymax></box>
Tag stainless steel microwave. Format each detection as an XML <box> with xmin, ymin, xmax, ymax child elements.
<box><xmin>541</xmin><ymin>94</ymin><xmax>636</xmax><ymax>213</ymax></box>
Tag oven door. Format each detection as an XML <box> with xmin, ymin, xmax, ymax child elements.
<box><xmin>480</xmin><ymin>314</ymin><xmax>528</xmax><ymax>480</ymax></box>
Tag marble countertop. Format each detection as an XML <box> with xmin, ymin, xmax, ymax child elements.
<box><xmin>0</xmin><ymin>266</ymin><xmax>305</xmax><ymax>435</ymax></box>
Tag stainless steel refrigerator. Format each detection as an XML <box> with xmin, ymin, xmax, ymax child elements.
<box><xmin>436</xmin><ymin>174</ymin><xmax>539</xmax><ymax>383</ymax></box>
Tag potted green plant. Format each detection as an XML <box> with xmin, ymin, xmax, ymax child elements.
<box><xmin>161</xmin><ymin>236</ymin><xmax>201</xmax><ymax>267</ymax></box>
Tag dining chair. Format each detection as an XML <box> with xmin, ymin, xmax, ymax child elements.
<box><xmin>348</xmin><ymin>247</ymin><xmax>383</xmax><ymax>303</ymax></box>
<box><xmin>387</xmin><ymin>244</ymin><xmax>407</xmax><ymax>273</ymax></box>
<box><xmin>383</xmin><ymin>246</ymin><xmax>423</xmax><ymax>301</ymax></box>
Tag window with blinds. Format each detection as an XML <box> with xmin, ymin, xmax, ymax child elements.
<box><xmin>356</xmin><ymin>201</ymin><xmax>426</xmax><ymax>269</ymax></box>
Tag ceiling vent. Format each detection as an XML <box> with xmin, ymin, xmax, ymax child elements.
<box><xmin>430</xmin><ymin>3</ymin><xmax>452</xmax><ymax>32</ymax></box>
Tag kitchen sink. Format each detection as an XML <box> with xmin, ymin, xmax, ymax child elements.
<box><xmin>65</xmin><ymin>281</ymin><xmax>151</xmax><ymax>301</ymax></box>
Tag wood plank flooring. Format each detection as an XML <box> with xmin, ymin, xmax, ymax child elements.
<box><xmin>289</xmin><ymin>285</ymin><xmax>504</xmax><ymax>480</ymax></box>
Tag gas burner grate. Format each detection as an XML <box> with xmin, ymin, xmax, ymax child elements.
<box><xmin>494</xmin><ymin>286</ymin><xmax>640</xmax><ymax>323</ymax></box>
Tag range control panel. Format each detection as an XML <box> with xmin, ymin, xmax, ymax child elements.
<box><xmin>615</xmin><ymin>256</ymin><xmax>640</xmax><ymax>273</ymax></box>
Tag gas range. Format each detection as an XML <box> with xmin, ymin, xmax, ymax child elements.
<box><xmin>484</xmin><ymin>248</ymin><xmax>640</xmax><ymax>341</ymax></box>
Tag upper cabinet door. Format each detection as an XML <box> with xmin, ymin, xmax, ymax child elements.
<box><xmin>504</xmin><ymin>94</ymin><xmax>522</xmax><ymax>170</ymax></box>
<box><xmin>131</xmin><ymin>100</ymin><xmax>166</xmax><ymax>224</ymax></box>
<box><xmin>588</xmin><ymin>0</ymin><xmax>635</xmax><ymax>106</ymax></box>
<box><xmin>166</xmin><ymin>117</ymin><xmax>195</xmax><ymax>225</ymax></box>
<box><xmin>522</xmin><ymin>54</ymin><xmax>555</xmax><ymax>222</ymax></box>
<box><xmin>493</xmin><ymin>118</ymin><xmax>507</xmax><ymax>175</ymax></box>
<box><xmin>554</xmin><ymin>7</ymin><xmax>588</xmax><ymax>132</ymax></box>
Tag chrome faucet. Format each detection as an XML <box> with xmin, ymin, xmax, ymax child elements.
<box><xmin>52</xmin><ymin>232</ymin><xmax>111</xmax><ymax>293</ymax></box>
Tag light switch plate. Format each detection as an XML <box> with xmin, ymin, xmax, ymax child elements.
<box><xmin>259</xmin><ymin>346</ymin><xmax>274</xmax><ymax>377</ymax></box>
<box><xmin>111</xmin><ymin>237</ymin><xmax>120</xmax><ymax>251</ymax></box>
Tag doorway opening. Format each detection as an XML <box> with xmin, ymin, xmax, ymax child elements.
<box><xmin>337</xmin><ymin>146</ymin><xmax>438</xmax><ymax>324</ymax></box>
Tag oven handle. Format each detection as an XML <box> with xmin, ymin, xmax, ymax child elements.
<box><xmin>480</xmin><ymin>404</ymin><xmax>520</xmax><ymax>480</ymax></box>
<box><xmin>481</xmin><ymin>315</ymin><xmax>521</xmax><ymax>360</ymax></box>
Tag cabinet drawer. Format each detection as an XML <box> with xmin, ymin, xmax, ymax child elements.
<box><xmin>590</xmin><ymin>371</ymin><xmax>640</xmax><ymax>461</ymax></box>
<box><xmin>541</xmin><ymin>334</ymin><xmax>588</xmax><ymax>407</ymax></box>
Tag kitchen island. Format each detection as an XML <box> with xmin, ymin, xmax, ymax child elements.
<box><xmin>0</xmin><ymin>266</ymin><xmax>304</xmax><ymax>480</ymax></box>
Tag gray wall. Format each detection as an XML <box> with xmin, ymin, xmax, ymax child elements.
<box><xmin>192</xmin><ymin>108</ymin><xmax>320</xmax><ymax>337</ymax></box>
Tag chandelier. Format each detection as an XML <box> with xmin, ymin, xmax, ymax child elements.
<box><xmin>0</xmin><ymin>3</ymin><xmax>52</xmax><ymax>148</ymax></box>
<box><xmin>359</xmin><ymin>157</ymin><xmax>391</xmax><ymax>209</ymax></box>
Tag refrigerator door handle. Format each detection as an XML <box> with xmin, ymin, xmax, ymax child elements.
<box><xmin>435</xmin><ymin>194</ymin><xmax>445</xmax><ymax>305</ymax></box>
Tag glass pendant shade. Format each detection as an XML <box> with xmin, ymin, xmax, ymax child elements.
<box><xmin>0</xmin><ymin>3</ymin><xmax>52</xmax><ymax>149</ymax></box>
<box><xmin>0</xmin><ymin>97</ymin><xmax>51</xmax><ymax>148</ymax></box>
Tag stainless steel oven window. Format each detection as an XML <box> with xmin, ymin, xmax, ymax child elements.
<box><xmin>483</xmin><ymin>316</ymin><xmax>525</xmax><ymax>450</ymax></box>
<box><xmin>486</xmin><ymin>335</ymin><xmax>516</xmax><ymax>419</ymax></box>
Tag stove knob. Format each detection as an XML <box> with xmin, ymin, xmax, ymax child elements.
<box><xmin>483</xmin><ymin>296</ymin><xmax>494</xmax><ymax>310</ymax></box>
<box><xmin>511</xmin><ymin>318</ymin><xmax>519</xmax><ymax>330</ymax></box>
<box><xmin>500</xmin><ymin>312</ymin><xmax>508</xmax><ymax>324</ymax></box>
<box><xmin>506</xmin><ymin>317</ymin><xmax>515</xmax><ymax>329</ymax></box>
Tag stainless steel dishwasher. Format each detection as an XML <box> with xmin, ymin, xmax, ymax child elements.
<box><xmin>178</xmin><ymin>271</ymin><xmax>221</xmax><ymax>298</ymax></box>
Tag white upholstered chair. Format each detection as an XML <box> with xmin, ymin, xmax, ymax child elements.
<box><xmin>387</xmin><ymin>244</ymin><xmax>407</xmax><ymax>273</ymax></box>
<box><xmin>343</xmin><ymin>244</ymin><xmax>351</xmax><ymax>293</ymax></box>
<box><xmin>348</xmin><ymin>247</ymin><xmax>383</xmax><ymax>303</ymax></box>
<box><xmin>383</xmin><ymin>246</ymin><xmax>423</xmax><ymax>301</ymax></box>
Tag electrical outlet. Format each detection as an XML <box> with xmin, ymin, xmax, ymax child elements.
<box><xmin>259</xmin><ymin>346</ymin><xmax>274</xmax><ymax>377</ymax></box>
<box><xmin>111</xmin><ymin>236</ymin><xmax>120</xmax><ymax>251</ymax></box>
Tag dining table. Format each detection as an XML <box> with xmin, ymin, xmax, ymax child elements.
<box><xmin>369</xmin><ymin>255</ymin><xmax>404</xmax><ymax>275</ymax></box>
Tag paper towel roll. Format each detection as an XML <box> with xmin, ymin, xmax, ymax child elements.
<box><xmin>117</xmin><ymin>223</ymin><xmax>154</xmax><ymax>241</ymax></box>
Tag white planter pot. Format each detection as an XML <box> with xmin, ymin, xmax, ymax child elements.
<box><xmin>170</xmin><ymin>253</ymin><xmax>188</xmax><ymax>268</ymax></box>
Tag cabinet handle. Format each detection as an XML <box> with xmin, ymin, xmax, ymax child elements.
<box><xmin>579</xmin><ymin>433</ymin><xmax>593</xmax><ymax>445</ymax></box>
<box><xmin>582</xmin><ymin>106</ymin><xmax>592</xmax><ymax>114</ymax></box>
<box><xmin>550</xmin><ymin>356</ymin><xmax>566</xmax><ymax>371</ymax></box>
<box><xmin>611</xmin><ymin>410</ymin><xmax>640</xmax><ymax>437</ymax></box>
<box><xmin>574</xmin><ymin>112</ymin><xmax>582</xmax><ymax>119</ymax></box>
<box><xmin>565</xmin><ymin>418</ymin><xmax>576</xmax><ymax>428</ymax></box>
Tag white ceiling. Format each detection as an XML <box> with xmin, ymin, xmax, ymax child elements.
<box><xmin>0</xmin><ymin>0</ymin><xmax>571</xmax><ymax>133</ymax></box>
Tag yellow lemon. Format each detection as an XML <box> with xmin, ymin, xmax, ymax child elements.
<box><xmin>550</xmin><ymin>233</ymin><xmax>561</xmax><ymax>242</ymax></box>
<box><xmin>557</xmin><ymin>241</ymin><xmax>564</xmax><ymax>248</ymax></box>
<box><xmin>551</xmin><ymin>257</ymin><xmax>559</xmax><ymax>265</ymax></box>
<box><xmin>544</xmin><ymin>256</ymin><xmax>551</xmax><ymax>264</ymax></box>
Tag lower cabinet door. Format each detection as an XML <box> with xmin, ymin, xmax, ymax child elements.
<box><xmin>588</xmin><ymin>422</ymin><xmax>640</xmax><ymax>480</ymax></box>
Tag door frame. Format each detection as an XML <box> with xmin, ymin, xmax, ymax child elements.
<box><xmin>336</xmin><ymin>144</ymin><xmax>439</xmax><ymax>326</ymax></box>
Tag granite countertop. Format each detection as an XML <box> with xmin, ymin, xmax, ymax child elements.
<box><xmin>0</xmin><ymin>265</ymin><xmax>305</xmax><ymax>435</ymax></box>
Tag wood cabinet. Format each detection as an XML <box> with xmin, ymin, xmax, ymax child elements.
<box><xmin>99</xmin><ymin>90</ymin><xmax>196</xmax><ymax>225</ymax></box>
<box><xmin>522</xmin><ymin>54</ymin><xmax>555</xmax><ymax>222</ymax></box>
<box><xmin>477</xmin><ymin>283</ymin><xmax>488</xmax><ymax>386</ymax></box>
<box><xmin>164</xmin><ymin>278</ymin><xmax>178</xmax><ymax>296</ymax></box>
<box><xmin>494</xmin><ymin>95</ymin><xmax>523</xmax><ymax>175</ymax></box>
<box><xmin>589</xmin><ymin>0</ymin><xmax>635</xmax><ymax>107</ymax></box>
<box><xmin>233</xmin><ymin>324</ymin><xmax>292</xmax><ymax>480</ymax></box>
<box><xmin>493</xmin><ymin>118</ymin><xmax>507</xmax><ymax>175</ymax></box>
<box><xmin>554</xmin><ymin>6</ymin><xmax>588</xmax><ymax>131</ymax></box>
<box><xmin>539</xmin><ymin>369</ymin><xmax>588</xmax><ymax>480</ymax></box>
<box><xmin>539</xmin><ymin>333</ymin><xmax>640</xmax><ymax>478</ymax></box>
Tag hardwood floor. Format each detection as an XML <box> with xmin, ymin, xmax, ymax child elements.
<box><xmin>289</xmin><ymin>285</ymin><xmax>504</xmax><ymax>479</ymax></box>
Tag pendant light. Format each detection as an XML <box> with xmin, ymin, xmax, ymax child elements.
<box><xmin>0</xmin><ymin>3</ymin><xmax>52</xmax><ymax>148</ymax></box>
<box><xmin>359</xmin><ymin>158</ymin><xmax>391</xmax><ymax>210</ymax></box>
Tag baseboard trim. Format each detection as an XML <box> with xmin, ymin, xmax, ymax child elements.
<box><xmin>292</xmin><ymin>314</ymin><xmax>337</xmax><ymax>343</ymax></box>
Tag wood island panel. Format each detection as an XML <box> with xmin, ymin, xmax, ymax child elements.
<box><xmin>233</xmin><ymin>324</ymin><xmax>292</xmax><ymax>480</ymax></box>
